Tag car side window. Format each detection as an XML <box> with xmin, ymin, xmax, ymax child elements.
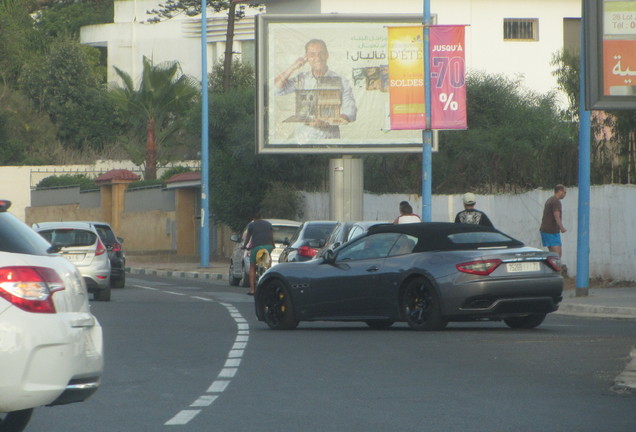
<box><xmin>388</xmin><ymin>234</ymin><xmax>417</xmax><ymax>256</ymax></box>
<box><xmin>337</xmin><ymin>233</ymin><xmax>401</xmax><ymax>261</ymax></box>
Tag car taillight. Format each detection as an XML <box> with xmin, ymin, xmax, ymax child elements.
<box><xmin>112</xmin><ymin>243</ymin><xmax>122</xmax><ymax>252</ymax></box>
<box><xmin>546</xmin><ymin>255</ymin><xmax>561</xmax><ymax>272</ymax></box>
<box><xmin>0</xmin><ymin>266</ymin><xmax>65</xmax><ymax>313</ymax></box>
<box><xmin>456</xmin><ymin>259</ymin><xmax>502</xmax><ymax>276</ymax></box>
<box><xmin>95</xmin><ymin>238</ymin><xmax>106</xmax><ymax>256</ymax></box>
<box><xmin>297</xmin><ymin>245</ymin><xmax>318</xmax><ymax>258</ymax></box>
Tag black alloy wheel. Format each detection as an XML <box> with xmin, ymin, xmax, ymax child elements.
<box><xmin>401</xmin><ymin>277</ymin><xmax>447</xmax><ymax>331</ymax></box>
<box><xmin>504</xmin><ymin>314</ymin><xmax>546</xmax><ymax>329</ymax></box>
<box><xmin>259</xmin><ymin>280</ymin><xmax>299</xmax><ymax>330</ymax></box>
<box><xmin>0</xmin><ymin>408</ymin><xmax>33</xmax><ymax>432</ymax></box>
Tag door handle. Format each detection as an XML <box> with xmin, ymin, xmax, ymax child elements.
<box><xmin>366</xmin><ymin>266</ymin><xmax>379</xmax><ymax>272</ymax></box>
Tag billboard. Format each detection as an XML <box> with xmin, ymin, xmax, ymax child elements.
<box><xmin>585</xmin><ymin>0</ymin><xmax>636</xmax><ymax>110</ymax></box>
<box><xmin>256</xmin><ymin>14</ymin><xmax>427</xmax><ymax>154</ymax></box>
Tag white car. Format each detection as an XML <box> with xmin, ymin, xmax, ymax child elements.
<box><xmin>229</xmin><ymin>219</ymin><xmax>301</xmax><ymax>287</ymax></box>
<box><xmin>0</xmin><ymin>201</ymin><xmax>103</xmax><ymax>431</ymax></box>
<box><xmin>32</xmin><ymin>221</ymin><xmax>112</xmax><ymax>301</ymax></box>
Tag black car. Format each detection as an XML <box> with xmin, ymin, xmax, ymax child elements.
<box><xmin>255</xmin><ymin>222</ymin><xmax>563</xmax><ymax>331</ymax></box>
<box><xmin>278</xmin><ymin>221</ymin><xmax>338</xmax><ymax>263</ymax></box>
<box><xmin>87</xmin><ymin>221</ymin><xmax>126</xmax><ymax>288</ymax></box>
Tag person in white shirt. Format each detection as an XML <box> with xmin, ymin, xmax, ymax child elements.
<box><xmin>393</xmin><ymin>201</ymin><xmax>422</xmax><ymax>224</ymax></box>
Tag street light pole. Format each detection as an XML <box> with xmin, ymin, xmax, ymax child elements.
<box><xmin>200</xmin><ymin>0</ymin><xmax>210</xmax><ymax>267</ymax></box>
<box><xmin>422</xmin><ymin>0</ymin><xmax>433</xmax><ymax>221</ymax></box>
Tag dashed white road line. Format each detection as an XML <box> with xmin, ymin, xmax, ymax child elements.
<box><xmin>134</xmin><ymin>284</ymin><xmax>250</xmax><ymax>426</ymax></box>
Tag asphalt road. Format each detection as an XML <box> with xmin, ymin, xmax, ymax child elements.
<box><xmin>29</xmin><ymin>275</ymin><xmax>636</xmax><ymax>432</ymax></box>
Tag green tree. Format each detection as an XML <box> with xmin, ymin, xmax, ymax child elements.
<box><xmin>433</xmin><ymin>72</ymin><xmax>577</xmax><ymax>193</ymax></box>
<box><xmin>109</xmin><ymin>57</ymin><xmax>200</xmax><ymax>180</ymax></box>
<box><xmin>148</xmin><ymin>0</ymin><xmax>260</xmax><ymax>90</ymax></box>
<box><xmin>19</xmin><ymin>36</ymin><xmax>119</xmax><ymax>150</ymax></box>
<box><xmin>34</xmin><ymin>0</ymin><xmax>113</xmax><ymax>38</ymax></box>
<box><xmin>552</xmin><ymin>49</ymin><xmax>636</xmax><ymax>184</ymax></box>
<box><xmin>0</xmin><ymin>0</ymin><xmax>42</xmax><ymax>85</ymax></box>
<box><xmin>0</xmin><ymin>84</ymin><xmax>63</xmax><ymax>164</ymax></box>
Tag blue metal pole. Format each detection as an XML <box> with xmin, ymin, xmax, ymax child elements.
<box><xmin>576</xmin><ymin>14</ymin><xmax>590</xmax><ymax>296</ymax></box>
<box><xmin>200</xmin><ymin>0</ymin><xmax>210</xmax><ymax>267</ymax></box>
<box><xmin>422</xmin><ymin>0</ymin><xmax>433</xmax><ymax>221</ymax></box>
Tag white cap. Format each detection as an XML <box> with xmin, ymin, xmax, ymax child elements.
<box><xmin>462</xmin><ymin>193</ymin><xmax>476</xmax><ymax>205</ymax></box>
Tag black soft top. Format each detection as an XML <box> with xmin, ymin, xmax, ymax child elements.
<box><xmin>368</xmin><ymin>222</ymin><xmax>524</xmax><ymax>252</ymax></box>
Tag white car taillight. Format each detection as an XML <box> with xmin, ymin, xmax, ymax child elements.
<box><xmin>0</xmin><ymin>266</ymin><xmax>65</xmax><ymax>313</ymax></box>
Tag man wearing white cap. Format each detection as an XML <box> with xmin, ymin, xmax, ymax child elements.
<box><xmin>455</xmin><ymin>192</ymin><xmax>494</xmax><ymax>227</ymax></box>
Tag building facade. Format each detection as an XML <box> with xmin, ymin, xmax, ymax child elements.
<box><xmin>81</xmin><ymin>0</ymin><xmax>582</xmax><ymax>103</ymax></box>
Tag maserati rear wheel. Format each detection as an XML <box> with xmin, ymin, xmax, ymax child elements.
<box><xmin>401</xmin><ymin>278</ymin><xmax>447</xmax><ymax>331</ymax></box>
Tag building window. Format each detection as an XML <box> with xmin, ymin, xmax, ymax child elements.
<box><xmin>504</xmin><ymin>18</ymin><xmax>539</xmax><ymax>41</ymax></box>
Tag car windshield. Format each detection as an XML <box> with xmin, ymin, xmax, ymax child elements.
<box><xmin>304</xmin><ymin>223</ymin><xmax>336</xmax><ymax>240</ymax></box>
<box><xmin>94</xmin><ymin>225</ymin><xmax>117</xmax><ymax>244</ymax></box>
<box><xmin>273</xmin><ymin>226</ymin><xmax>299</xmax><ymax>243</ymax></box>
<box><xmin>0</xmin><ymin>213</ymin><xmax>51</xmax><ymax>255</ymax></box>
<box><xmin>38</xmin><ymin>229</ymin><xmax>97</xmax><ymax>247</ymax></box>
<box><xmin>337</xmin><ymin>232</ymin><xmax>402</xmax><ymax>261</ymax></box>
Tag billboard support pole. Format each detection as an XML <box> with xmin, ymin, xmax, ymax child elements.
<box><xmin>422</xmin><ymin>0</ymin><xmax>433</xmax><ymax>222</ymax></box>
<box><xmin>576</xmin><ymin>10</ymin><xmax>590</xmax><ymax>296</ymax></box>
<box><xmin>200</xmin><ymin>0</ymin><xmax>210</xmax><ymax>268</ymax></box>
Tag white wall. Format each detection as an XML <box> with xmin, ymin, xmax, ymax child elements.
<box><xmin>302</xmin><ymin>185</ymin><xmax>636</xmax><ymax>282</ymax></box>
<box><xmin>0</xmin><ymin>161</ymin><xmax>197</xmax><ymax>222</ymax></box>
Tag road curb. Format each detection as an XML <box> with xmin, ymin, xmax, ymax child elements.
<box><xmin>555</xmin><ymin>304</ymin><xmax>636</xmax><ymax>320</ymax></box>
<box><xmin>128</xmin><ymin>267</ymin><xmax>226</xmax><ymax>281</ymax></box>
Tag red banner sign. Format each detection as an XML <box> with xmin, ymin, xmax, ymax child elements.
<box><xmin>430</xmin><ymin>25</ymin><xmax>467</xmax><ymax>130</ymax></box>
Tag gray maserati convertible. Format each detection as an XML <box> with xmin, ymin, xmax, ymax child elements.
<box><xmin>254</xmin><ymin>222</ymin><xmax>563</xmax><ymax>331</ymax></box>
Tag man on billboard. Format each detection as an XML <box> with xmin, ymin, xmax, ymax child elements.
<box><xmin>274</xmin><ymin>39</ymin><xmax>357</xmax><ymax>141</ymax></box>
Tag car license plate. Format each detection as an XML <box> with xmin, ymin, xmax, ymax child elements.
<box><xmin>64</xmin><ymin>253</ymin><xmax>85</xmax><ymax>263</ymax></box>
<box><xmin>506</xmin><ymin>262</ymin><xmax>540</xmax><ymax>273</ymax></box>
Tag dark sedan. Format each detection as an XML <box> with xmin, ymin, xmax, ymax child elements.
<box><xmin>254</xmin><ymin>222</ymin><xmax>563</xmax><ymax>331</ymax></box>
<box><xmin>278</xmin><ymin>221</ymin><xmax>337</xmax><ymax>263</ymax></box>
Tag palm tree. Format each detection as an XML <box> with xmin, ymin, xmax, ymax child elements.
<box><xmin>109</xmin><ymin>57</ymin><xmax>199</xmax><ymax>180</ymax></box>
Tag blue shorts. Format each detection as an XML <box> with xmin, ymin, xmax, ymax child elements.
<box><xmin>540</xmin><ymin>232</ymin><xmax>561</xmax><ymax>247</ymax></box>
<box><xmin>249</xmin><ymin>245</ymin><xmax>273</xmax><ymax>264</ymax></box>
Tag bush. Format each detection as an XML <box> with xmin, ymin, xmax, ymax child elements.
<box><xmin>36</xmin><ymin>174</ymin><xmax>97</xmax><ymax>191</ymax></box>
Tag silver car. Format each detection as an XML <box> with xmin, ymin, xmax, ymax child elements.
<box><xmin>32</xmin><ymin>222</ymin><xmax>112</xmax><ymax>301</ymax></box>
<box><xmin>229</xmin><ymin>219</ymin><xmax>301</xmax><ymax>287</ymax></box>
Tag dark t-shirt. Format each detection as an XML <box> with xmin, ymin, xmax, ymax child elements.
<box><xmin>540</xmin><ymin>196</ymin><xmax>562</xmax><ymax>234</ymax></box>
<box><xmin>247</xmin><ymin>219</ymin><xmax>273</xmax><ymax>247</ymax></box>
<box><xmin>454</xmin><ymin>209</ymin><xmax>494</xmax><ymax>228</ymax></box>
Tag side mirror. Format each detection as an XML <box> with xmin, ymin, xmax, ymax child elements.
<box><xmin>117</xmin><ymin>237</ymin><xmax>124</xmax><ymax>244</ymax></box>
<box><xmin>322</xmin><ymin>249</ymin><xmax>336</xmax><ymax>263</ymax></box>
<box><xmin>230</xmin><ymin>233</ymin><xmax>240</xmax><ymax>243</ymax></box>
